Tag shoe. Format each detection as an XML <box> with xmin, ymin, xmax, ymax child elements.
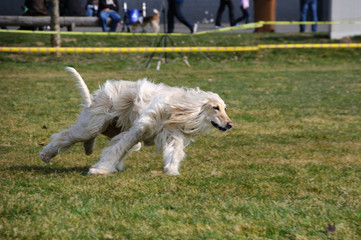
<box><xmin>192</xmin><ymin>23</ymin><xmax>198</xmax><ymax>33</ymax></box>
<box><xmin>215</xmin><ymin>25</ymin><xmax>222</xmax><ymax>29</ymax></box>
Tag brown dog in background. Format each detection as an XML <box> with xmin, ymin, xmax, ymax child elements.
<box><xmin>131</xmin><ymin>9</ymin><xmax>160</xmax><ymax>33</ymax></box>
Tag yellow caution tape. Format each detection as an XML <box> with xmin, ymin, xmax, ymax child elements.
<box><xmin>259</xmin><ymin>43</ymin><xmax>361</xmax><ymax>49</ymax></box>
<box><xmin>262</xmin><ymin>21</ymin><xmax>361</xmax><ymax>25</ymax></box>
<box><xmin>196</xmin><ymin>22</ymin><xmax>263</xmax><ymax>35</ymax></box>
<box><xmin>0</xmin><ymin>43</ymin><xmax>360</xmax><ymax>53</ymax></box>
<box><xmin>0</xmin><ymin>46</ymin><xmax>259</xmax><ymax>53</ymax></box>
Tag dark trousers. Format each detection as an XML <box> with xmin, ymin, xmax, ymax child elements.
<box><xmin>167</xmin><ymin>0</ymin><xmax>193</xmax><ymax>33</ymax></box>
<box><xmin>235</xmin><ymin>6</ymin><xmax>250</xmax><ymax>24</ymax></box>
<box><xmin>215</xmin><ymin>0</ymin><xmax>235</xmax><ymax>26</ymax></box>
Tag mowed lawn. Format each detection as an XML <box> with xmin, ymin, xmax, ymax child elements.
<box><xmin>0</xmin><ymin>32</ymin><xmax>361</xmax><ymax>239</ymax></box>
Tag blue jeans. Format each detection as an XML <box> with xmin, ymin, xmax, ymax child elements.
<box><xmin>300</xmin><ymin>0</ymin><xmax>318</xmax><ymax>32</ymax></box>
<box><xmin>99</xmin><ymin>10</ymin><xmax>121</xmax><ymax>32</ymax></box>
<box><xmin>86</xmin><ymin>5</ymin><xmax>98</xmax><ymax>17</ymax></box>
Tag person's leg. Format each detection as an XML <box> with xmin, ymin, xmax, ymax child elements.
<box><xmin>244</xmin><ymin>8</ymin><xmax>250</xmax><ymax>23</ymax></box>
<box><xmin>167</xmin><ymin>1</ymin><xmax>175</xmax><ymax>33</ymax></box>
<box><xmin>234</xmin><ymin>7</ymin><xmax>243</xmax><ymax>24</ymax></box>
<box><xmin>86</xmin><ymin>5</ymin><xmax>93</xmax><ymax>17</ymax></box>
<box><xmin>299</xmin><ymin>0</ymin><xmax>308</xmax><ymax>32</ymax></box>
<box><xmin>235</xmin><ymin>5</ymin><xmax>247</xmax><ymax>24</ymax></box>
<box><xmin>310</xmin><ymin>0</ymin><xmax>318</xmax><ymax>32</ymax></box>
<box><xmin>173</xmin><ymin>2</ymin><xmax>194</xmax><ymax>32</ymax></box>
<box><xmin>109</xmin><ymin>11</ymin><xmax>121</xmax><ymax>32</ymax></box>
<box><xmin>99</xmin><ymin>11</ymin><xmax>110</xmax><ymax>32</ymax></box>
<box><xmin>215</xmin><ymin>0</ymin><xmax>226</xmax><ymax>27</ymax></box>
<box><xmin>226</xmin><ymin>0</ymin><xmax>235</xmax><ymax>26</ymax></box>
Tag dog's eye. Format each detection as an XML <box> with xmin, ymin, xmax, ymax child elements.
<box><xmin>213</xmin><ymin>106</ymin><xmax>220</xmax><ymax>111</ymax></box>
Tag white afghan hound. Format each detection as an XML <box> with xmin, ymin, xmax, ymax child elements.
<box><xmin>40</xmin><ymin>67</ymin><xmax>233</xmax><ymax>175</ymax></box>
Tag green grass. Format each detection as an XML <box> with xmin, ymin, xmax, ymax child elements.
<box><xmin>0</xmin><ymin>31</ymin><xmax>361</xmax><ymax>239</ymax></box>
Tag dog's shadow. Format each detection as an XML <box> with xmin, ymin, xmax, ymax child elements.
<box><xmin>9</xmin><ymin>165</ymin><xmax>89</xmax><ymax>175</ymax></box>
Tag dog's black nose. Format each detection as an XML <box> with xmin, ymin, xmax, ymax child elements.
<box><xmin>226</xmin><ymin>122</ymin><xmax>233</xmax><ymax>129</ymax></box>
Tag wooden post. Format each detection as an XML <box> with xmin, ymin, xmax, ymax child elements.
<box><xmin>50</xmin><ymin>0</ymin><xmax>61</xmax><ymax>55</ymax></box>
<box><xmin>254</xmin><ymin>0</ymin><xmax>277</xmax><ymax>32</ymax></box>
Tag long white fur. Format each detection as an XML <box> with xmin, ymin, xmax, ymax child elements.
<box><xmin>65</xmin><ymin>67</ymin><xmax>92</xmax><ymax>107</ymax></box>
<box><xmin>40</xmin><ymin>67</ymin><xmax>232</xmax><ymax>175</ymax></box>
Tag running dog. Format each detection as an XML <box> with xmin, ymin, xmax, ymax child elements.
<box><xmin>40</xmin><ymin>67</ymin><xmax>233</xmax><ymax>175</ymax></box>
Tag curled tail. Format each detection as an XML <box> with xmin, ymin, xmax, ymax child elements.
<box><xmin>65</xmin><ymin>67</ymin><xmax>92</xmax><ymax>107</ymax></box>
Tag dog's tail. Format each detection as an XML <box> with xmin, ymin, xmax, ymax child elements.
<box><xmin>65</xmin><ymin>67</ymin><xmax>92</xmax><ymax>107</ymax></box>
<box><xmin>153</xmin><ymin>9</ymin><xmax>159</xmax><ymax>15</ymax></box>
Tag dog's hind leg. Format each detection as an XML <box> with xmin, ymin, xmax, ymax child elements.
<box><xmin>40</xmin><ymin>109</ymin><xmax>105</xmax><ymax>164</ymax></box>
<box><xmin>152</xmin><ymin>22</ymin><xmax>160</xmax><ymax>33</ymax></box>
<box><xmin>83</xmin><ymin>138</ymin><xmax>96</xmax><ymax>155</ymax></box>
<box><xmin>40</xmin><ymin>128</ymin><xmax>86</xmax><ymax>164</ymax></box>
<box><xmin>40</xmin><ymin>127</ymin><xmax>98</xmax><ymax>164</ymax></box>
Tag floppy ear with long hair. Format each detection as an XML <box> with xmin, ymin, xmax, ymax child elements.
<box><xmin>166</xmin><ymin>93</ymin><xmax>211</xmax><ymax>134</ymax></box>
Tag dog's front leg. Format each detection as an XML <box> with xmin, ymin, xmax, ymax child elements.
<box><xmin>88</xmin><ymin>127</ymin><xmax>143</xmax><ymax>175</ymax></box>
<box><xmin>163</xmin><ymin>134</ymin><xmax>185</xmax><ymax>176</ymax></box>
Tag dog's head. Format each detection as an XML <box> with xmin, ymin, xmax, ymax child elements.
<box><xmin>202</xmin><ymin>98</ymin><xmax>233</xmax><ymax>132</ymax></box>
<box><xmin>167</xmin><ymin>90</ymin><xmax>232</xmax><ymax>134</ymax></box>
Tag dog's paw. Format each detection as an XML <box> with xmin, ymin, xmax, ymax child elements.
<box><xmin>116</xmin><ymin>161</ymin><xmax>125</xmax><ymax>172</ymax></box>
<box><xmin>164</xmin><ymin>167</ymin><xmax>180</xmax><ymax>176</ymax></box>
<box><xmin>88</xmin><ymin>167</ymin><xmax>115</xmax><ymax>175</ymax></box>
<box><xmin>40</xmin><ymin>150</ymin><xmax>56</xmax><ymax>164</ymax></box>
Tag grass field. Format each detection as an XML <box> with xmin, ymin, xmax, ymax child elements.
<box><xmin>0</xmin><ymin>31</ymin><xmax>361</xmax><ymax>239</ymax></box>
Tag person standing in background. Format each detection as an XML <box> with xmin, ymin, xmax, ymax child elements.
<box><xmin>300</xmin><ymin>0</ymin><xmax>318</xmax><ymax>32</ymax></box>
<box><xmin>98</xmin><ymin>0</ymin><xmax>121</xmax><ymax>32</ymax></box>
<box><xmin>215</xmin><ymin>0</ymin><xmax>235</xmax><ymax>28</ymax></box>
<box><xmin>167</xmin><ymin>0</ymin><xmax>197</xmax><ymax>33</ymax></box>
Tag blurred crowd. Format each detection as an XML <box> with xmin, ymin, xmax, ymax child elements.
<box><xmin>19</xmin><ymin>0</ymin><xmax>318</xmax><ymax>33</ymax></box>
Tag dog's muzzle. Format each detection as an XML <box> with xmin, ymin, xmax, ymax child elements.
<box><xmin>211</xmin><ymin>121</ymin><xmax>233</xmax><ymax>132</ymax></box>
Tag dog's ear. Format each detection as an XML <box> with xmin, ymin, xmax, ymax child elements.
<box><xmin>201</xmin><ymin>100</ymin><xmax>214</xmax><ymax>110</ymax></box>
<box><xmin>200</xmin><ymin>102</ymin><xmax>209</xmax><ymax>110</ymax></box>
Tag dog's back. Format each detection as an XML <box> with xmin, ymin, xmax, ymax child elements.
<box><xmin>132</xmin><ymin>9</ymin><xmax>160</xmax><ymax>33</ymax></box>
<box><xmin>92</xmin><ymin>79</ymin><xmax>177</xmax><ymax>132</ymax></box>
